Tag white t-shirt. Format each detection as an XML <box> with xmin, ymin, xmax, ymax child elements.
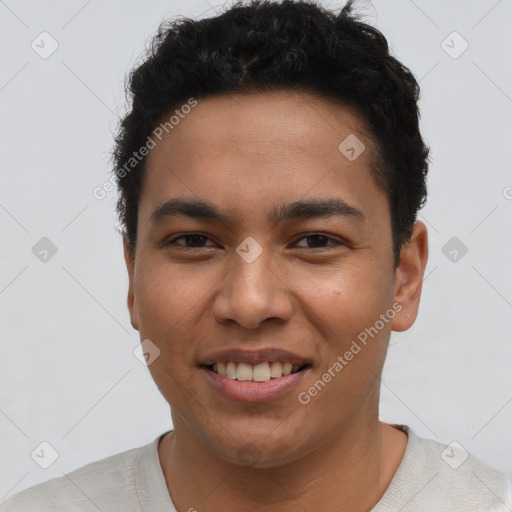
<box><xmin>1</xmin><ymin>425</ymin><xmax>511</xmax><ymax>511</ymax></box>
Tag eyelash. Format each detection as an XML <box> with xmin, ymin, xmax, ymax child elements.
<box><xmin>163</xmin><ymin>232</ymin><xmax>345</xmax><ymax>250</ymax></box>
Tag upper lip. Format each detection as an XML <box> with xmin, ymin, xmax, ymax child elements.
<box><xmin>200</xmin><ymin>348</ymin><xmax>310</xmax><ymax>366</ymax></box>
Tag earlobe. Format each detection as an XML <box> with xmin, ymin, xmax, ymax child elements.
<box><xmin>123</xmin><ymin>237</ymin><xmax>139</xmax><ymax>331</ymax></box>
<box><xmin>390</xmin><ymin>221</ymin><xmax>429</xmax><ymax>332</ymax></box>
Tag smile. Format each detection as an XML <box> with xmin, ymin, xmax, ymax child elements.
<box><xmin>200</xmin><ymin>363</ymin><xmax>311</xmax><ymax>402</ymax></box>
<box><xmin>205</xmin><ymin>361</ymin><xmax>307</xmax><ymax>382</ymax></box>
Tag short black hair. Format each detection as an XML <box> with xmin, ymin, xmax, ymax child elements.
<box><xmin>112</xmin><ymin>0</ymin><xmax>429</xmax><ymax>267</ymax></box>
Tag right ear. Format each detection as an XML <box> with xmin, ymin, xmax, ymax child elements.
<box><xmin>123</xmin><ymin>236</ymin><xmax>139</xmax><ymax>331</ymax></box>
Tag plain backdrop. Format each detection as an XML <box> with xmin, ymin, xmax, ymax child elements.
<box><xmin>1</xmin><ymin>0</ymin><xmax>511</xmax><ymax>500</ymax></box>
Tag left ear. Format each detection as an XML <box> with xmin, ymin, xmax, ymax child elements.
<box><xmin>390</xmin><ymin>221</ymin><xmax>429</xmax><ymax>332</ymax></box>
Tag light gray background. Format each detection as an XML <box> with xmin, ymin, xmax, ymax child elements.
<box><xmin>1</xmin><ymin>0</ymin><xmax>511</xmax><ymax>500</ymax></box>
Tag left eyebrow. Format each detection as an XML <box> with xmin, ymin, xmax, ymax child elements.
<box><xmin>149</xmin><ymin>196</ymin><xmax>365</xmax><ymax>227</ymax></box>
<box><xmin>269</xmin><ymin>197</ymin><xmax>365</xmax><ymax>227</ymax></box>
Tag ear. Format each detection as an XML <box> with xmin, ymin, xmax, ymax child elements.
<box><xmin>123</xmin><ymin>236</ymin><xmax>139</xmax><ymax>331</ymax></box>
<box><xmin>390</xmin><ymin>221</ymin><xmax>429</xmax><ymax>332</ymax></box>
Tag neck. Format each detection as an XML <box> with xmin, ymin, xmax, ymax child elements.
<box><xmin>158</xmin><ymin>414</ymin><xmax>407</xmax><ymax>512</ymax></box>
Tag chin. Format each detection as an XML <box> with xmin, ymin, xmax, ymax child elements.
<box><xmin>202</xmin><ymin>421</ymin><xmax>315</xmax><ymax>468</ymax></box>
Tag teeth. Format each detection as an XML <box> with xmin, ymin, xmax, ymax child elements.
<box><xmin>236</xmin><ymin>363</ymin><xmax>253</xmax><ymax>381</ymax></box>
<box><xmin>217</xmin><ymin>362</ymin><xmax>227</xmax><ymax>377</ymax></box>
<box><xmin>282</xmin><ymin>362</ymin><xmax>293</xmax><ymax>376</ymax></box>
<box><xmin>211</xmin><ymin>361</ymin><xmax>304</xmax><ymax>381</ymax></box>
<box><xmin>226</xmin><ymin>361</ymin><xmax>237</xmax><ymax>379</ymax></box>
<box><xmin>253</xmin><ymin>362</ymin><xmax>271</xmax><ymax>382</ymax></box>
<box><xmin>269</xmin><ymin>361</ymin><xmax>282</xmax><ymax>378</ymax></box>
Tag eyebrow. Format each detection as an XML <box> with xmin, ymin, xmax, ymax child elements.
<box><xmin>150</xmin><ymin>196</ymin><xmax>365</xmax><ymax>227</ymax></box>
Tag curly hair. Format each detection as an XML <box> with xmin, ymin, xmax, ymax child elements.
<box><xmin>112</xmin><ymin>0</ymin><xmax>429</xmax><ymax>267</ymax></box>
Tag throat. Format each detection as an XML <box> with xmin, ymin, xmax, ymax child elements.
<box><xmin>158</xmin><ymin>422</ymin><xmax>405</xmax><ymax>512</ymax></box>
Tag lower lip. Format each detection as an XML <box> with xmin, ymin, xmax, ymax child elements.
<box><xmin>200</xmin><ymin>366</ymin><xmax>309</xmax><ymax>403</ymax></box>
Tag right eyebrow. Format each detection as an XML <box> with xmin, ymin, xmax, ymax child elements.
<box><xmin>150</xmin><ymin>198</ymin><xmax>230</xmax><ymax>225</ymax></box>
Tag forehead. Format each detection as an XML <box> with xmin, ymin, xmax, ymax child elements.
<box><xmin>140</xmin><ymin>90</ymin><xmax>387</xmax><ymax>226</ymax></box>
<box><xmin>149</xmin><ymin>89</ymin><xmax>375</xmax><ymax>163</ymax></box>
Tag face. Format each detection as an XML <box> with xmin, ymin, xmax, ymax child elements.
<box><xmin>125</xmin><ymin>90</ymin><xmax>427</xmax><ymax>467</ymax></box>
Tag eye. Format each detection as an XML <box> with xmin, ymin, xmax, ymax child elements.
<box><xmin>163</xmin><ymin>232</ymin><xmax>345</xmax><ymax>251</ymax></box>
<box><xmin>292</xmin><ymin>233</ymin><xmax>344</xmax><ymax>249</ymax></box>
<box><xmin>164</xmin><ymin>233</ymin><xmax>218</xmax><ymax>249</ymax></box>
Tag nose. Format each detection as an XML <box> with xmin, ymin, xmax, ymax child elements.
<box><xmin>211</xmin><ymin>245</ymin><xmax>294</xmax><ymax>329</ymax></box>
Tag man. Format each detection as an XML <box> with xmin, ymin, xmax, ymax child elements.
<box><xmin>2</xmin><ymin>0</ymin><xmax>511</xmax><ymax>510</ymax></box>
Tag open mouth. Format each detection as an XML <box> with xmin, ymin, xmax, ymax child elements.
<box><xmin>201</xmin><ymin>361</ymin><xmax>311</xmax><ymax>382</ymax></box>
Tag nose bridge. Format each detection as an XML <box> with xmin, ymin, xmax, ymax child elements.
<box><xmin>233</xmin><ymin>243</ymin><xmax>274</xmax><ymax>295</ymax></box>
<box><xmin>212</xmin><ymin>239</ymin><xmax>293</xmax><ymax>328</ymax></box>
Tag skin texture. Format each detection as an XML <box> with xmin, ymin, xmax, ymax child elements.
<box><xmin>124</xmin><ymin>90</ymin><xmax>429</xmax><ymax>511</ymax></box>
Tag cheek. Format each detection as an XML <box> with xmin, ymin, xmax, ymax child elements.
<box><xmin>296</xmin><ymin>269</ymin><xmax>392</xmax><ymax>417</ymax></box>
<box><xmin>297</xmin><ymin>261</ymin><xmax>393</xmax><ymax>341</ymax></box>
<box><xmin>133</xmin><ymin>262</ymin><xmax>210</xmax><ymax>361</ymax></box>
<box><xmin>134</xmin><ymin>266</ymin><xmax>206</xmax><ymax>399</ymax></box>
<box><xmin>136</xmin><ymin>260</ymin><xmax>202</xmax><ymax>317</ymax></box>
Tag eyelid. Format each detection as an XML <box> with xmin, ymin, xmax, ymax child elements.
<box><xmin>164</xmin><ymin>232</ymin><xmax>218</xmax><ymax>248</ymax></box>
<box><xmin>291</xmin><ymin>232</ymin><xmax>346</xmax><ymax>248</ymax></box>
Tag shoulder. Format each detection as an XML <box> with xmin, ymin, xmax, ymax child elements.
<box><xmin>0</xmin><ymin>438</ymin><xmax>157</xmax><ymax>512</ymax></box>
<box><xmin>417</xmin><ymin>431</ymin><xmax>511</xmax><ymax>493</ymax></box>
<box><xmin>376</xmin><ymin>425</ymin><xmax>512</xmax><ymax>511</ymax></box>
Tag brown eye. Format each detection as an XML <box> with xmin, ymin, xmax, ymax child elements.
<box><xmin>165</xmin><ymin>233</ymin><xmax>216</xmax><ymax>248</ymax></box>
<box><xmin>293</xmin><ymin>233</ymin><xmax>343</xmax><ymax>249</ymax></box>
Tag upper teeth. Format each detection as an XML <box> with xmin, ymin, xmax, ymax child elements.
<box><xmin>212</xmin><ymin>361</ymin><xmax>300</xmax><ymax>381</ymax></box>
